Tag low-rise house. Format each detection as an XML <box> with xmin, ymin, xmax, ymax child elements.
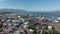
<box><xmin>23</xmin><ymin>24</ymin><xmax>29</xmax><ymax>28</ymax></box>
<box><xmin>17</xmin><ymin>16</ymin><xmax>21</xmax><ymax>18</ymax></box>
<box><xmin>54</xmin><ymin>20</ymin><xmax>59</xmax><ymax>23</ymax></box>
<box><xmin>2</xmin><ymin>19</ymin><xmax>5</xmax><ymax>22</ymax></box>
<box><xmin>48</xmin><ymin>26</ymin><xmax>52</xmax><ymax>30</ymax></box>
<box><xmin>29</xmin><ymin>29</ymin><xmax>34</xmax><ymax>32</ymax></box>
<box><xmin>42</xmin><ymin>24</ymin><xmax>48</xmax><ymax>29</ymax></box>
<box><xmin>35</xmin><ymin>25</ymin><xmax>41</xmax><ymax>29</ymax></box>
<box><xmin>8</xmin><ymin>22</ymin><xmax>13</xmax><ymax>26</ymax></box>
<box><xmin>7</xmin><ymin>19</ymin><xmax>11</xmax><ymax>22</ymax></box>
<box><xmin>28</xmin><ymin>31</ymin><xmax>33</xmax><ymax>34</ymax></box>
<box><xmin>35</xmin><ymin>17</ymin><xmax>45</xmax><ymax>21</ymax></box>
<box><xmin>18</xmin><ymin>27</ymin><xmax>25</xmax><ymax>34</ymax></box>
<box><xmin>57</xmin><ymin>17</ymin><xmax>60</xmax><ymax>20</ymax></box>
<box><xmin>12</xmin><ymin>20</ymin><xmax>18</xmax><ymax>22</ymax></box>
<box><xmin>0</xmin><ymin>31</ymin><xmax>5</xmax><ymax>34</ymax></box>
<box><xmin>18</xmin><ymin>27</ymin><xmax>25</xmax><ymax>31</ymax></box>
<box><xmin>14</xmin><ymin>30</ymin><xmax>20</xmax><ymax>34</ymax></box>
<box><xmin>20</xmin><ymin>18</ymin><xmax>25</xmax><ymax>22</ymax></box>
<box><xmin>12</xmin><ymin>22</ymin><xmax>21</xmax><ymax>27</ymax></box>
<box><xmin>27</xmin><ymin>29</ymin><xmax>34</xmax><ymax>34</ymax></box>
<box><xmin>2</xmin><ymin>22</ymin><xmax>7</xmax><ymax>27</ymax></box>
<box><xmin>24</xmin><ymin>21</ymin><xmax>29</xmax><ymax>25</ymax></box>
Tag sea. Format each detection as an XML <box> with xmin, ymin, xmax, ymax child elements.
<box><xmin>15</xmin><ymin>12</ymin><xmax>60</xmax><ymax>17</ymax></box>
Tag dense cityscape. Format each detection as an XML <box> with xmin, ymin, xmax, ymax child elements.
<box><xmin>0</xmin><ymin>13</ymin><xmax>60</xmax><ymax>34</ymax></box>
<box><xmin>0</xmin><ymin>0</ymin><xmax>60</xmax><ymax>34</ymax></box>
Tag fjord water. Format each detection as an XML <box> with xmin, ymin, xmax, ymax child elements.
<box><xmin>15</xmin><ymin>12</ymin><xmax>60</xmax><ymax>17</ymax></box>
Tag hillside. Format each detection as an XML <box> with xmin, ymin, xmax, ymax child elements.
<box><xmin>51</xmin><ymin>10</ymin><xmax>60</xmax><ymax>14</ymax></box>
<box><xmin>0</xmin><ymin>11</ymin><xmax>12</xmax><ymax>14</ymax></box>
<box><xmin>0</xmin><ymin>9</ymin><xmax>28</xmax><ymax>14</ymax></box>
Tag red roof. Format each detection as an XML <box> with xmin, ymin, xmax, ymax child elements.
<box><xmin>36</xmin><ymin>26</ymin><xmax>40</xmax><ymax>28</ymax></box>
<box><xmin>19</xmin><ymin>27</ymin><xmax>25</xmax><ymax>30</ymax></box>
<box><xmin>35</xmin><ymin>18</ymin><xmax>43</xmax><ymax>21</ymax></box>
<box><xmin>0</xmin><ymin>32</ymin><xmax>5</xmax><ymax>34</ymax></box>
<box><xmin>28</xmin><ymin>31</ymin><xmax>32</xmax><ymax>34</ymax></box>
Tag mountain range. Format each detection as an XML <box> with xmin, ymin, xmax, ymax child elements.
<box><xmin>0</xmin><ymin>9</ymin><xmax>60</xmax><ymax>14</ymax></box>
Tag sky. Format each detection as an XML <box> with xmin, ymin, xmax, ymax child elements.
<box><xmin>0</xmin><ymin>0</ymin><xmax>60</xmax><ymax>11</ymax></box>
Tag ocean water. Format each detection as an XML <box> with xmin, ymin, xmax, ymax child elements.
<box><xmin>15</xmin><ymin>12</ymin><xmax>60</xmax><ymax>17</ymax></box>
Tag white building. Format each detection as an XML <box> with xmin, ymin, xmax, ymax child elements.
<box><xmin>54</xmin><ymin>20</ymin><xmax>59</xmax><ymax>23</ymax></box>
<box><xmin>48</xmin><ymin>26</ymin><xmax>52</xmax><ymax>30</ymax></box>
